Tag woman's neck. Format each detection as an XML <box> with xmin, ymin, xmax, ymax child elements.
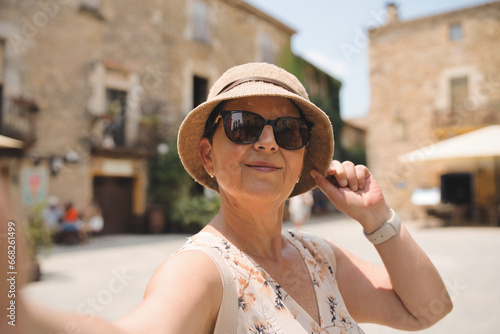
<box><xmin>206</xmin><ymin>195</ymin><xmax>286</xmax><ymax>261</ymax></box>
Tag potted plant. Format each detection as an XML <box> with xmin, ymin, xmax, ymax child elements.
<box><xmin>25</xmin><ymin>203</ymin><xmax>54</xmax><ymax>281</ymax></box>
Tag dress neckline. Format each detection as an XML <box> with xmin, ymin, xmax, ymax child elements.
<box><xmin>195</xmin><ymin>230</ymin><xmax>325</xmax><ymax>328</ymax></box>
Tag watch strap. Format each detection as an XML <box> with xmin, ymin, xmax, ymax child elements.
<box><xmin>363</xmin><ymin>209</ymin><xmax>401</xmax><ymax>244</ymax></box>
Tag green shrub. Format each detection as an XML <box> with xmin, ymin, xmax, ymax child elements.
<box><xmin>171</xmin><ymin>193</ymin><xmax>220</xmax><ymax>233</ymax></box>
<box><xmin>26</xmin><ymin>203</ymin><xmax>54</xmax><ymax>256</ymax></box>
<box><xmin>148</xmin><ymin>140</ymin><xmax>220</xmax><ymax>232</ymax></box>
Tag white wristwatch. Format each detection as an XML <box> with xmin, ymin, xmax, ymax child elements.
<box><xmin>363</xmin><ymin>209</ymin><xmax>401</xmax><ymax>245</ymax></box>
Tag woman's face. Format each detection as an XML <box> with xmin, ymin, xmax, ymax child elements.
<box><xmin>200</xmin><ymin>96</ymin><xmax>306</xmax><ymax>204</ymax></box>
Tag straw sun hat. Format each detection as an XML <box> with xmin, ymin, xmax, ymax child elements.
<box><xmin>177</xmin><ymin>62</ymin><xmax>334</xmax><ymax>197</ymax></box>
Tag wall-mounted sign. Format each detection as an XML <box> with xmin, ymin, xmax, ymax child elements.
<box><xmin>21</xmin><ymin>166</ymin><xmax>49</xmax><ymax>205</ymax></box>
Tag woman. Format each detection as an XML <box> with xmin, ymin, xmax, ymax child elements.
<box><xmin>15</xmin><ymin>63</ymin><xmax>451</xmax><ymax>333</ymax></box>
<box><xmin>289</xmin><ymin>190</ymin><xmax>314</xmax><ymax>229</ymax></box>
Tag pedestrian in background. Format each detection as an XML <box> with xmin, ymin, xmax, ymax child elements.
<box><xmin>42</xmin><ymin>195</ymin><xmax>63</xmax><ymax>235</ymax></box>
<box><xmin>289</xmin><ymin>190</ymin><xmax>314</xmax><ymax>229</ymax></box>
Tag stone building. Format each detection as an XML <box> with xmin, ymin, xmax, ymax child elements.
<box><xmin>368</xmin><ymin>3</ymin><xmax>500</xmax><ymax>220</ymax></box>
<box><xmin>0</xmin><ymin>0</ymin><xmax>298</xmax><ymax>233</ymax></box>
<box><xmin>1</xmin><ymin>0</ymin><xmax>343</xmax><ymax>233</ymax></box>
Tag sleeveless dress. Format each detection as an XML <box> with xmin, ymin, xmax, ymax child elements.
<box><xmin>177</xmin><ymin>230</ymin><xmax>365</xmax><ymax>334</ymax></box>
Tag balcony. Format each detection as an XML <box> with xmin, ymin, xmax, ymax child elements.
<box><xmin>87</xmin><ymin>115</ymin><xmax>158</xmax><ymax>158</ymax></box>
<box><xmin>433</xmin><ymin>100</ymin><xmax>500</xmax><ymax>138</ymax></box>
<box><xmin>0</xmin><ymin>97</ymin><xmax>38</xmax><ymax>149</ymax></box>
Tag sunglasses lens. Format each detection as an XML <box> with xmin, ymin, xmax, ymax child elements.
<box><xmin>224</xmin><ymin>112</ymin><xmax>262</xmax><ymax>143</ymax></box>
<box><xmin>274</xmin><ymin>118</ymin><xmax>308</xmax><ymax>149</ymax></box>
<box><xmin>222</xmin><ymin>111</ymin><xmax>309</xmax><ymax>149</ymax></box>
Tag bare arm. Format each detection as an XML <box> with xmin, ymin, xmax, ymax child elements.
<box><xmin>310</xmin><ymin>161</ymin><xmax>452</xmax><ymax>330</ymax></box>
<box><xmin>18</xmin><ymin>303</ymin><xmax>128</xmax><ymax>334</ymax></box>
<box><xmin>331</xmin><ymin>227</ymin><xmax>451</xmax><ymax>330</ymax></box>
<box><xmin>115</xmin><ymin>250</ymin><xmax>222</xmax><ymax>334</ymax></box>
<box><xmin>16</xmin><ymin>251</ymin><xmax>222</xmax><ymax>334</ymax></box>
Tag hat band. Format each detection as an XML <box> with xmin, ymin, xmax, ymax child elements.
<box><xmin>216</xmin><ymin>76</ymin><xmax>299</xmax><ymax>96</ymax></box>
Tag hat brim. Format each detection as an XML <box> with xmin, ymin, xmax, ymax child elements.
<box><xmin>178</xmin><ymin>81</ymin><xmax>334</xmax><ymax>197</ymax></box>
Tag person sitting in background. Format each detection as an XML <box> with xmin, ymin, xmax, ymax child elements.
<box><xmin>84</xmin><ymin>199</ymin><xmax>104</xmax><ymax>236</ymax></box>
<box><xmin>42</xmin><ymin>196</ymin><xmax>63</xmax><ymax>237</ymax></box>
<box><xmin>61</xmin><ymin>201</ymin><xmax>87</xmax><ymax>244</ymax></box>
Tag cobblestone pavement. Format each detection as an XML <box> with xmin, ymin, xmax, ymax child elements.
<box><xmin>22</xmin><ymin>213</ymin><xmax>500</xmax><ymax>333</ymax></box>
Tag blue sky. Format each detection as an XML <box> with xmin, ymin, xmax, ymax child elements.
<box><xmin>245</xmin><ymin>0</ymin><xmax>493</xmax><ymax>119</ymax></box>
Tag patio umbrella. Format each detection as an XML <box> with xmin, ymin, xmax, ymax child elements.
<box><xmin>400</xmin><ymin>125</ymin><xmax>500</xmax><ymax>162</ymax></box>
<box><xmin>400</xmin><ymin>124</ymin><xmax>500</xmax><ymax>225</ymax></box>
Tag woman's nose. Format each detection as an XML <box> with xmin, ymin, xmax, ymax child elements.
<box><xmin>254</xmin><ymin>125</ymin><xmax>278</xmax><ymax>151</ymax></box>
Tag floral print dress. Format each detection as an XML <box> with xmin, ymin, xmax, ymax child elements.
<box><xmin>177</xmin><ymin>230</ymin><xmax>365</xmax><ymax>334</ymax></box>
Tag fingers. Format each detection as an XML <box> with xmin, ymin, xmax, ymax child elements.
<box><xmin>355</xmin><ymin>164</ymin><xmax>370</xmax><ymax>191</ymax></box>
<box><xmin>310</xmin><ymin>169</ymin><xmax>342</xmax><ymax>203</ymax></box>
<box><xmin>327</xmin><ymin>160</ymin><xmax>369</xmax><ymax>192</ymax></box>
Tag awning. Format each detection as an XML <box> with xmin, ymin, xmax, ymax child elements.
<box><xmin>0</xmin><ymin>135</ymin><xmax>24</xmax><ymax>149</ymax></box>
<box><xmin>400</xmin><ymin>125</ymin><xmax>500</xmax><ymax>162</ymax></box>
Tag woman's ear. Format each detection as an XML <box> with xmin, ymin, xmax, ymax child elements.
<box><xmin>199</xmin><ymin>138</ymin><xmax>213</xmax><ymax>174</ymax></box>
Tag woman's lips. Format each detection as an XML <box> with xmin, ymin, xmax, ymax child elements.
<box><xmin>245</xmin><ymin>161</ymin><xmax>281</xmax><ymax>172</ymax></box>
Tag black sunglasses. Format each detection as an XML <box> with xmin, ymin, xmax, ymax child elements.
<box><xmin>212</xmin><ymin>110</ymin><xmax>313</xmax><ymax>150</ymax></box>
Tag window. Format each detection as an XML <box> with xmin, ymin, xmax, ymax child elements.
<box><xmin>193</xmin><ymin>75</ymin><xmax>208</xmax><ymax>108</ymax></box>
<box><xmin>87</xmin><ymin>62</ymin><xmax>144</xmax><ymax>150</ymax></box>
<box><xmin>105</xmin><ymin>89</ymin><xmax>127</xmax><ymax>147</ymax></box>
<box><xmin>259</xmin><ymin>32</ymin><xmax>274</xmax><ymax>63</ymax></box>
<box><xmin>192</xmin><ymin>0</ymin><xmax>211</xmax><ymax>43</ymax></box>
<box><xmin>449</xmin><ymin>23</ymin><xmax>463</xmax><ymax>41</ymax></box>
<box><xmin>450</xmin><ymin>76</ymin><xmax>468</xmax><ymax>113</ymax></box>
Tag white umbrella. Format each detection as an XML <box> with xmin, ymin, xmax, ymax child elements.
<box><xmin>400</xmin><ymin>125</ymin><xmax>500</xmax><ymax>162</ymax></box>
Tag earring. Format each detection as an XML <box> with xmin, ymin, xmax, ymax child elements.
<box><xmin>209</xmin><ymin>169</ymin><xmax>215</xmax><ymax>178</ymax></box>
<box><xmin>296</xmin><ymin>175</ymin><xmax>301</xmax><ymax>184</ymax></box>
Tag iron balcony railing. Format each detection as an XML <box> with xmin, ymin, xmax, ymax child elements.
<box><xmin>87</xmin><ymin>115</ymin><xmax>158</xmax><ymax>157</ymax></box>
<box><xmin>0</xmin><ymin>97</ymin><xmax>38</xmax><ymax>144</ymax></box>
<box><xmin>434</xmin><ymin>100</ymin><xmax>500</xmax><ymax>128</ymax></box>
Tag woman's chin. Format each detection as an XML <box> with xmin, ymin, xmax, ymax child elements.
<box><xmin>238</xmin><ymin>182</ymin><xmax>293</xmax><ymax>203</ymax></box>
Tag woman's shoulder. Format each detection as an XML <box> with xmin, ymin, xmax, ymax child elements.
<box><xmin>177</xmin><ymin>231</ymin><xmax>228</xmax><ymax>253</ymax></box>
<box><xmin>145</xmin><ymin>231</ymin><xmax>228</xmax><ymax>297</ymax></box>
<box><xmin>137</xmin><ymin>234</ymin><xmax>224</xmax><ymax>332</ymax></box>
<box><xmin>115</xmin><ymin>250</ymin><xmax>220</xmax><ymax>333</ymax></box>
<box><xmin>147</xmin><ymin>236</ymin><xmax>224</xmax><ymax>295</ymax></box>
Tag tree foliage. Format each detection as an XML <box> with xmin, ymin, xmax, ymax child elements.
<box><xmin>148</xmin><ymin>140</ymin><xmax>219</xmax><ymax>232</ymax></box>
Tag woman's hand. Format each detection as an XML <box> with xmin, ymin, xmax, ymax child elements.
<box><xmin>310</xmin><ymin>160</ymin><xmax>391</xmax><ymax>233</ymax></box>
